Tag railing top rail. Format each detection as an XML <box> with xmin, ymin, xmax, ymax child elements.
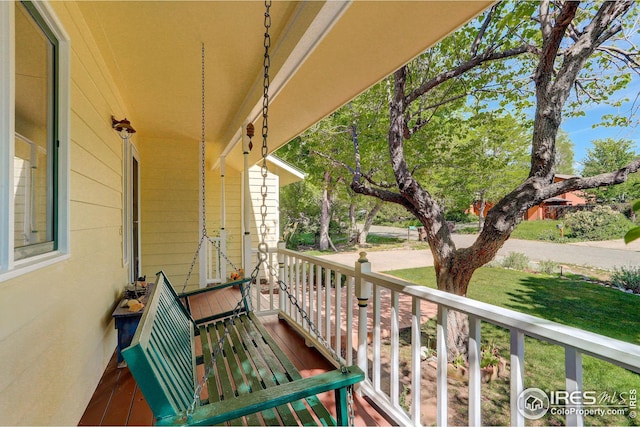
<box><xmin>279</xmin><ymin>248</ymin><xmax>356</xmax><ymax>277</ymax></box>
<box><xmin>361</xmin><ymin>270</ymin><xmax>640</xmax><ymax>374</ymax></box>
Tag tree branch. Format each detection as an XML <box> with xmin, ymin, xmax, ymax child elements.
<box><xmin>470</xmin><ymin>3</ymin><xmax>499</xmax><ymax>57</ymax></box>
<box><xmin>350</xmin><ymin>177</ymin><xmax>418</xmax><ymax>216</ymax></box>
<box><xmin>405</xmin><ymin>44</ymin><xmax>536</xmax><ymax>105</ymax></box>
<box><xmin>543</xmin><ymin>158</ymin><xmax>640</xmax><ymax>199</ymax></box>
<box><xmin>310</xmin><ymin>150</ymin><xmax>355</xmax><ymax>175</ymax></box>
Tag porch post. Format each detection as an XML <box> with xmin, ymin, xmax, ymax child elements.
<box><xmin>242</xmin><ymin>128</ymin><xmax>252</xmax><ymax>273</ymax></box>
<box><xmin>510</xmin><ymin>329</ymin><xmax>525</xmax><ymax>427</ymax></box>
<box><xmin>355</xmin><ymin>252</ymin><xmax>371</xmax><ymax>394</ymax></box>
<box><xmin>565</xmin><ymin>347</ymin><xmax>584</xmax><ymax>427</ymax></box>
<box><xmin>219</xmin><ymin>157</ymin><xmax>227</xmax><ymax>282</ymax></box>
<box><xmin>436</xmin><ymin>305</ymin><xmax>448</xmax><ymax>427</ymax></box>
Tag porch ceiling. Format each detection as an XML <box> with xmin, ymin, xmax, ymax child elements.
<box><xmin>77</xmin><ymin>1</ymin><xmax>492</xmax><ymax>171</ymax></box>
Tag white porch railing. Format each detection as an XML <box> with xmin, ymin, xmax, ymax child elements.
<box><xmin>252</xmin><ymin>243</ymin><xmax>640</xmax><ymax>427</ymax></box>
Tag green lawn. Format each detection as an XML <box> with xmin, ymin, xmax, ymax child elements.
<box><xmin>388</xmin><ymin>266</ymin><xmax>640</xmax><ymax>426</ymax></box>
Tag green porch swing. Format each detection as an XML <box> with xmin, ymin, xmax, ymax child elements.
<box><xmin>121</xmin><ymin>2</ymin><xmax>364</xmax><ymax>425</ymax></box>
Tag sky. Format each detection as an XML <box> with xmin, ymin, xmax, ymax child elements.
<box><xmin>561</xmin><ymin>80</ymin><xmax>639</xmax><ymax>173</ymax></box>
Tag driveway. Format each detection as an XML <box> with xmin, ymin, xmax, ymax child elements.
<box><xmin>318</xmin><ymin>225</ymin><xmax>640</xmax><ymax>272</ymax></box>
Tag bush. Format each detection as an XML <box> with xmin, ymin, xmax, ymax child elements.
<box><xmin>501</xmin><ymin>252</ymin><xmax>529</xmax><ymax>270</ymax></box>
<box><xmin>611</xmin><ymin>265</ymin><xmax>640</xmax><ymax>294</ymax></box>
<box><xmin>564</xmin><ymin>205</ymin><xmax>634</xmax><ymax>241</ymax></box>
<box><xmin>538</xmin><ymin>259</ymin><xmax>559</xmax><ymax>275</ymax></box>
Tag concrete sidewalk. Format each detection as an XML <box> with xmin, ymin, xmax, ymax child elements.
<box><xmin>318</xmin><ymin>226</ymin><xmax>640</xmax><ymax>272</ymax></box>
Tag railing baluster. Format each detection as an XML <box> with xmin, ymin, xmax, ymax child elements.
<box><xmin>308</xmin><ymin>263</ymin><xmax>314</xmax><ymax>336</ymax></box>
<box><xmin>469</xmin><ymin>315</ymin><xmax>482</xmax><ymax>426</ymax></box>
<box><xmin>565</xmin><ymin>346</ymin><xmax>584</xmax><ymax>427</ymax></box>
<box><xmin>510</xmin><ymin>329</ymin><xmax>525</xmax><ymax>427</ymax></box>
<box><xmin>335</xmin><ymin>272</ymin><xmax>342</xmax><ymax>360</ymax></box>
<box><xmin>268</xmin><ymin>250</ymin><xmax>275</xmax><ymax>311</ymax></box>
<box><xmin>287</xmin><ymin>254</ymin><xmax>294</xmax><ymax>317</ymax></box>
<box><xmin>302</xmin><ymin>260</ymin><xmax>308</xmax><ymax>332</ymax></box>
<box><xmin>437</xmin><ymin>305</ymin><xmax>448</xmax><ymax>427</ymax></box>
<box><xmin>277</xmin><ymin>243</ymin><xmax>285</xmax><ymax>312</ymax></box>
<box><xmin>316</xmin><ymin>264</ymin><xmax>322</xmax><ymax>337</ymax></box>
<box><xmin>410</xmin><ymin>297</ymin><xmax>421</xmax><ymax>423</ymax></box>
<box><xmin>390</xmin><ymin>290</ymin><xmax>400</xmax><ymax>408</ymax></box>
<box><xmin>325</xmin><ymin>267</ymin><xmax>331</xmax><ymax>347</ymax></box>
<box><xmin>373</xmin><ymin>284</ymin><xmax>381</xmax><ymax>392</ymax></box>
<box><xmin>346</xmin><ymin>276</ymin><xmax>354</xmax><ymax>366</ymax></box>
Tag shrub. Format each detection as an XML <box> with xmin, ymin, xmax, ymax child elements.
<box><xmin>564</xmin><ymin>205</ymin><xmax>634</xmax><ymax>241</ymax></box>
<box><xmin>538</xmin><ymin>259</ymin><xmax>559</xmax><ymax>275</ymax></box>
<box><xmin>501</xmin><ymin>252</ymin><xmax>529</xmax><ymax>270</ymax></box>
<box><xmin>611</xmin><ymin>265</ymin><xmax>640</xmax><ymax>294</ymax></box>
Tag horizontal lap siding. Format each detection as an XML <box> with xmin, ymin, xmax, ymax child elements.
<box><xmin>140</xmin><ymin>137</ymin><xmax>199</xmax><ymax>291</ymax></box>
<box><xmin>248</xmin><ymin>166</ymin><xmax>280</xmax><ymax>249</ymax></box>
<box><xmin>0</xmin><ymin>2</ymin><xmax>131</xmax><ymax>425</ymax></box>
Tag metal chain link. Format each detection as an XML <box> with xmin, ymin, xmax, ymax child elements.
<box><xmin>257</xmin><ymin>0</ymin><xmax>272</xmax><ymax>264</ymax></box>
<box><xmin>256</xmin><ymin>2</ymin><xmax>356</xmax><ymax>424</ymax></box>
<box><xmin>182</xmin><ymin>43</ymin><xmax>240</xmax><ymax>293</ymax></box>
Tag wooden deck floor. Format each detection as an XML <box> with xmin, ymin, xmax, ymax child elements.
<box><xmin>79</xmin><ymin>286</ymin><xmax>392</xmax><ymax>426</ymax></box>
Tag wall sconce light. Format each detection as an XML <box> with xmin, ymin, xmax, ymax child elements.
<box><xmin>111</xmin><ymin>115</ymin><xmax>136</xmax><ymax>140</ymax></box>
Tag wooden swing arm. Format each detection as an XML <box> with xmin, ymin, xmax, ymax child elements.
<box><xmin>177</xmin><ymin>278</ymin><xmax>253</xmax><ymax>325</ymax></box>
<box><xmin>156</xmin><ymin>367</ymin><xmax>364</xmax><ymax>426</ymax></box>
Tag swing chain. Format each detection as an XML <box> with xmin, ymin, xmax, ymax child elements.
<box><xmin>200</xmin><ymin>42</ymin><xmax>207</xmax><ymax>238</ymax></box>
<box><xmin>257</xmin><ymin>0</ymin><xmax>272</xmax><ymax>263</ymax></box>
<box><xmin>256</xmin><ymin>2</ymin><xmax>355</xmax><ymax>424</ymax></box>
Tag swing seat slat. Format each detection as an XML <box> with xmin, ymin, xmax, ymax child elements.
<box><xmin>122</xmin><ymin>271</ymin><xmax>364</xmax><ymax>426</ymax></box>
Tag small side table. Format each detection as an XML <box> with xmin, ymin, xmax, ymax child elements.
<box><xmin>112</xmin><ymin>284</ymin><xmax>153</xmax><ymax>368</ymax></box>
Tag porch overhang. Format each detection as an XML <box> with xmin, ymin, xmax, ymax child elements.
<box><xmin>267</xmin><ymin>155</ymin><xmax>306</xmax><ymax>187</ymax></box>
<box><xmin>77</xmin><ymin>1</ymin><xmax>493</xmax><ymax>169</ymax></box>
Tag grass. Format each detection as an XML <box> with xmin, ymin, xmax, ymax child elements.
<box><xmin>387</xmin><ymin>266</ymin><xmax>640</xmax><ymax>426</ymax></box>
<box><xmin>299</xmin><ymin>232</ymin><xmax>429</xmax><ymax>256</ymax></box>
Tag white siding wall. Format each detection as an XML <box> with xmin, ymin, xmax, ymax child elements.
<box><xmin>0</xmin><ymin>2</ymin><xmax>131</xmax><ymax>424</ymax></box>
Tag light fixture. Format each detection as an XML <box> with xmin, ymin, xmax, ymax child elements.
<box><xmin>111</xmin><ymin>115</ymin><xmax>136</xmax><ymax>140</ymax></box>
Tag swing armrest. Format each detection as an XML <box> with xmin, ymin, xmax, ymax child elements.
<box><xmin>155</xmin><ymin>366</ymin><xmax>365</xmax><ymax>426</ymax></box>
<box><xmin>177</xmin><ymin>278</ymin><xmax>252</xmax><ymax>299</ymax></box>
<box><xmin>178</xmin><ymin>278</ymin><xmax>253</xmax><ymax>325</ymax></box>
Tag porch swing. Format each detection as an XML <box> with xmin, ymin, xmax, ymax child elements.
<box><xmin>121</xmin><ymin>2</ymin><xmax>364</xmax><ymax>425</ymax></box>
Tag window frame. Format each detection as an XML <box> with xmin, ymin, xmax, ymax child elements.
<box><xmin>0</xmin><ymin>1</ymin><xmax>70</xmax><ymax>282</ymax></box>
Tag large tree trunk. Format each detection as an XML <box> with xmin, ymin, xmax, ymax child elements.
<box><xmin>357</xmin><ymin>201</ymin><xmax>383</xmax><ymax>245</ymax></box>
<box><xmin>319</xmin><ymin>170</ymin><xmax>332</xmax><ymax>251</ymax></box>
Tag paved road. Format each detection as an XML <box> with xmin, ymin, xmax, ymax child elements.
<box><xmin>318</xmin><ymin>225</ymin><xmax>640</xmax><ymax>272</ymax></box>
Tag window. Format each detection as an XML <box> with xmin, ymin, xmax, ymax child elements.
<box><xmin>0</xmin><ymin>1</ymin><xmax>69</xmax><ymax>278</ymax></box>
<box><xmin>14</xmin><ymin>2</ymin><xmax>57</xmax><ymax>260</ymax></box>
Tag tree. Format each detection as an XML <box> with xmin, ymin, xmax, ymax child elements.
<box><xmin>278</xmin><ymin>129</ymin><xmax>345</xmax><ymax>251</ymax></box>
<box><xmin>348</xmin><ymin>0</ymin><xmax>639</xmax><ymax>358</ymax></box>
<box><xmin>582</xmin><ymin>138</ymin><xmax>640</xmax><ymax>202</ymax></box>
<box><xmin>446</xmin><ymin>112</ymin><xmax>531</xmax><ymax>230</ymax></box>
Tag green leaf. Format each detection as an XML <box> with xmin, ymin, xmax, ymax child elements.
<box><xmin>632</xmin><ymin>199</ymin><xmax>640</xmax><ymax>213</ymax></box>
<box><xmin>624</xmin><ymin>227</ymin><xmax>640</xmax><ymax>244</ymax></box>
